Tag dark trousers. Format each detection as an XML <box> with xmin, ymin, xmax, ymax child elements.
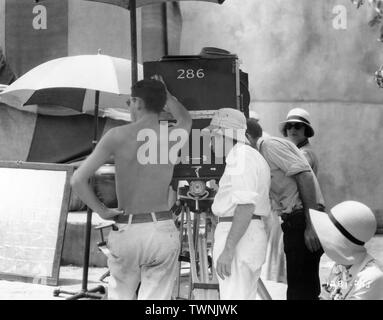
<box><xmin>281</xmin><ymin>209</ymin><xmax>323</xmax><ymax>300</ymax></box>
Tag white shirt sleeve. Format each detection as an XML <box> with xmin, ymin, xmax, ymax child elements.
<box><xmin>228</xmin><ymin>146</ymin><xmax>259</xmax><ymax>207</ymax></box>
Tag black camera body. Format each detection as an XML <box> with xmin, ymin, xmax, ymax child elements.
<box><xmin>143</xmin><ymin>54</ymin><xmax>249</xmax><ymax>181</ymax></box>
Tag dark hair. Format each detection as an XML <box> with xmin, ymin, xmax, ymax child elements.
<box><xmin>282</xmin><ymin>123</ymin><xmax>310</xmax><ymax>138</ymax></box>
<box><xmin>246</xmin><ymin>118</ymin><xmax>263</xmax><ymax>139</ymax></box>
<box><xmin>131</xmin><ymin>79</ymin><xmax>167</xmax><ymax>114</ymax></box>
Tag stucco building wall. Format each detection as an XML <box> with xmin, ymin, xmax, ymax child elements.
<box><xmin>180</xmin><ymin>0</ymin><xmax>383</xmax><ymax>221</ymax></box>
<box><xmin>0</xmin><ymin>0</ymin><xmax>181</xmax><ymax>76</ymax></box>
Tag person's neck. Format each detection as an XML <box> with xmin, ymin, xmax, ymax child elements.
<box><xmin>292</xmin><ymin>137</ymin><xmax>308</xmax><ymax>148</ymax></box>
<box><xmin>135</xmin><ymin>112</ymin><xmax>159</xmax><ymax>124</ymax></box>
<box><xmin>341</xmin><ymin>251</ymin><xmax>368</xmax><ymax>270</ymax></box>
<box><xmin>253</xmin><ymin>137</ymin><xmax>262</xmax><ymax>150</ymax></box>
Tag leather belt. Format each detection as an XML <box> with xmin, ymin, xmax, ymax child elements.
<box><xmin>114</xmin><ymin>211</ymin><xmax>172</xmax><ymax>224</ymax></box>
<box><xmin>281</xmin><ymin>205</ymin><xmax>325</xmax><ymax>221</ymax></box>
<box><xmin>281</xmin><ymin>208</ymin><xmax>304</xmax><ymax>221</ymax></box>
<box><xmin>218</xmin><ymin>215</ymin><xmax>261</xmax><ymax>223</ymax></box>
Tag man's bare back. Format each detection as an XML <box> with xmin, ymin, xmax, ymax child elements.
<box><xmin>110</xmin><ymin>117</ymin><xmax>177</xmax><ymax>214</ymax></box>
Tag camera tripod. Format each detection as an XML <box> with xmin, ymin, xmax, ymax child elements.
<box><xmin>174</xmin><ymin>180</ymin><xmax>219</xmax><ymax>300</ymax></box>
<box><xmin>173</xmin><ymin>180</ymin><xmax>272</xmax><ymax>300</ymax></box>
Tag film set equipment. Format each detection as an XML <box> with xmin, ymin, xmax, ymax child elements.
<box><xmin>176</xmin><ymin>181</ymin><xmax>219</xmax><ymax>299</ymax></box>
<box><xmin>144</xmin><ymin>50</ymin><xmax>249</xmax><ymax>180</ymax></box>
<box><xmin>143</xmin><ymin>49</ymin><xmax>259</xmax><ymax>299</ymax></box>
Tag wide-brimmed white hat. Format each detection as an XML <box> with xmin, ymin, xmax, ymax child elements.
<box><xmin>205</xmin><ymin>108</ymin><xmax>248</xmax><ymax>143</ymax></box>
<box><xmin>279</xmin><ymin>108</ymin><xmax>314</xmax><ymax>138</ymax></box>
<box><xmin>309</xmin><ymin>201</ymin><xmax>377</xmax><ymax>265</ymax></box>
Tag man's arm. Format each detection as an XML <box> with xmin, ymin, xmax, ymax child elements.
<box><xmin>71</xmin><ymin>129</ymin><xmax>122</xmax><ymax>220</ymax></box>
<box><xmin>262</xmin><ymin>139</ymin><xmax>320</xmax><ymax>251</ymax></box>
<box><xmin>295</xmin><ymin>171</ymin><xmax>322</xmax><ymax>252</ymax></box>
<box><xmin>215</xmin><ymin>204</ymin><xmax>254</xmax><ymax>280</ymax></box>
<box><xmin>165</xmin><ymin>90</ymin><xmax>192</xmax><ymax>132</ymax></box>
<box><xmin>152</xmin><ymin>75</ymin><xmax>192</xmax><ymax>132</ymax></box>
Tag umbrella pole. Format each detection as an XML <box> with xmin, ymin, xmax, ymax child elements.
<box><xmin>130</xmin><ymin>0</ymin><xmax>138</xmax><ymax>85</ymax></box>
<box><xmin>80</xmin><ymin>90</ymin><xmax>101</xmax><ymax>289</ymax></box>
<box><xmin>79</xmin><ymin>90</ymin><xmax>103</xmax><ymax>295</ymax></box>
<box><xmin>93</xmin><ymin>90</ymin><xmax>100</xmax><ymax>150</ymax></box>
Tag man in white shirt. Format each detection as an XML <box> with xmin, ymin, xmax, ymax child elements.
<box><xmin>206</xmin><ymin>108</ymin><xmax>271</xmax><ymax>300</ymax></box>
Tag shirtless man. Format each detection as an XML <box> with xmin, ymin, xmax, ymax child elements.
<box><xmin>71</xmin><ymin>77</ymin><xmax>192</xmax><ymax>300</ymax></box>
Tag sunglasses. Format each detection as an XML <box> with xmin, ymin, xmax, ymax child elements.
<box><xmin>126</xmin><ymin>96</ymin><xmax>139</xmax><ymax>107</ymax></box>
<box><xmin>285</xmin><ymin>122</ymin><xmax>305</xmax><ymax>130</ymax></box>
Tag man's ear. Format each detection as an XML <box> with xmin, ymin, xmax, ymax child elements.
<box><xmin>137</xmin><ymin>98</ymin><xmax>145</xmax><ymax>111</ymax></box>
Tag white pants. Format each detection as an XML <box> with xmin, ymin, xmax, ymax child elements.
<box><xmin>106</xmin><ymin>219</ymin><xmax>180</xmax><ymax>300</ymax></box>
<box><xmin>213</xmin><ymin>219</ymin><xmax>267</xmax><ymax>300</ymax></box>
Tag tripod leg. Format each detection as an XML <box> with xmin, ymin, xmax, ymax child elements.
<box><xmin>175</xmin><ymin>206</ymin><xmax>185</xmax><ymax>298</ymax></box>
<box><xmin>65</xmin><ymin>291</ymin><xmax>87</xmax><ymax>300</ymax></box>
<box><xmin>185</xmin><ymin>207</ymin><xmax>200</xmax><ymax>300</ymax></box>
<box><xmin>200</xmin><ymin>213</ymin><xmax>219</xmax><ymax>300</ymax></box>
<box><xmin>53</xmin><ymin>288</ymin><xmax>77</xmax><ymax>297</ymax></box>
<box><xmin>198</xmin><ymin>235</ymin><xmax>208</xmax><ymax>300</ymax></box>
<box><xmin>206</xmin><ymin>212</ymin><xmax>220</xmax><ymax>300</ymax></box>
<box><xmin>192</xmin><ymin>212</ymin><xmax>200</xmax><ymax>250</ymax></box>
<box><xmin>200</xmin><ymin>213</ymin><xmax>209</xmax><ymax>300</ymax></box>
<box><xmin>88</xmin><ymin>285</ymin><xmax>106</xmax><ymax>294</ymax></box>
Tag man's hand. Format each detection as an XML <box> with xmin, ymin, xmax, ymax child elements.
<box><xmin>215</xmin><ymin>205</ymin><xmax>254</xmax><ymax>280</ymax></box>
<box><xmin>216</xmin><ymin>248</ymin><xmax>235</xmax><ymax>280</ymax></box>
<box><xmin>152</xmin><ymin>74</ymin><xmax>169</xmax><ymax>94</ymax></box>
<box><xmin>304</xmin><ymin>224</ymin><xmax>322</xmax><ymax>252</ymax></box>
<box><xmin>151</xmin><ymin>74</ymin><xmax>192</xmax><ymax>132</ymax></box>
<box><xmin>99</xmin><ymin>208</ymin><xmax>124</xmax><ymax>221</ymax></box>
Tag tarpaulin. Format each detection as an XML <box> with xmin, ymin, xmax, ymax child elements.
<box><xmin>0</xmin><ymin>103</ymin><xmax>126</xmax><ymax>163</ymax></box>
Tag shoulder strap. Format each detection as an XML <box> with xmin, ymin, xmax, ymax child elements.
<box><xmin>297</xmin><ymin>139</ymin><xmax>309</xmax><ymax>149</ymax></box>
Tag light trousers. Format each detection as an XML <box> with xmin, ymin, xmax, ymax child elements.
<box><xmin>262</xmin><ymin>210</ymin><xmax>287</xmax><ymax>283</ymax></box>
<box><xmin>106</xmin><ymin>219</ymin><xmax>180</xmax><ymax>300</ymax></box>
<box><xmin>213</xmin><ymin>219</ymin><xmax>267</xmax><ymax>300</ymax></box>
